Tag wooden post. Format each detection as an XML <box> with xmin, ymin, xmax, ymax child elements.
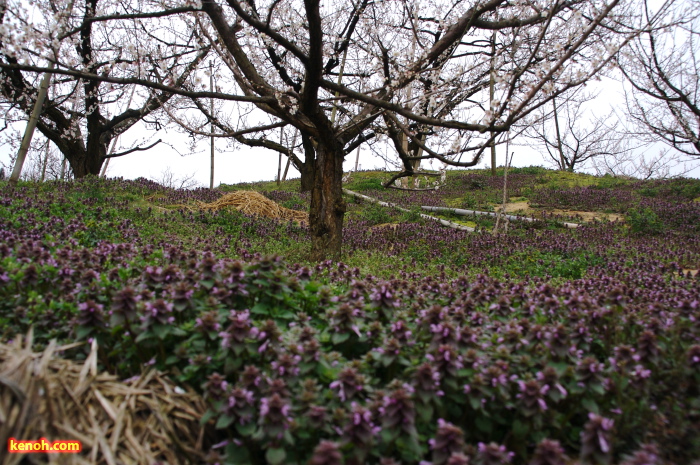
<box><xmin>489</xmin><ymin>31</ymin><xmax>497</xmax><ymax>176</ymax></box>
<box><xmin>330</xmin><ymin>48</ymin><xmax>348</xmax><ymax>125</ymax></box>
<box><xmin>552</xmin><ymin>97</ymin><xmax>567</xmax><ymax>171</ymax></box>
<box><xmin>10</xmin><ymin>67</ymin><xmax>53</xmax><ymax>185</ymax></box>
<box><xmin>10</xmin><ymin>0</ymin><xmax>75</xmax><ymax>185</ymax></box>
<box><xmin>277</xmin><ymin>127</ymin><xmax>283</xmax><ymax>185</ymax></box>
<box><xmin>210</xmin><ymin>61</ymin><xmax>215</xmax><ymax>189</ymax></box>
<box><xmin>40</xmin><ymin>142</ymin><xmax>50</xmax><ymax>182</ymax></box>
<box><xmin>282</xmin><ymin>129</ymin><xmax>297</xmax><ymax>182</ymax></box>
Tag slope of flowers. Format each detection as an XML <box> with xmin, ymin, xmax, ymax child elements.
<box><xmin>1</xmin><ymin>175</ymin><xmax>700</xmax><ymax>464</ymax></box>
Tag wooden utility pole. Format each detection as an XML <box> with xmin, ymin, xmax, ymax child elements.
<box><xmin>552</xmin><ymin>97</ymin><xmax>567</xmax><ymax>171</ymax></box>
<box><xmin>10</xmin><ymin>69</ymin><xmax>53</xmax><ymax>185</ymax></box>
<box><xmin>40</xmin><ymin>142</ymin><xmax>50</xmax><ymax>182</ymax></box>
<box><xmin>209</xmin><ymin>61</ymin><xmax>215</xmax><ymax>189</ymax></box>
<box><xmin>277</xmin><ymin>127</ymin><xmax>283</xmax><ymax>185</ymax></box>
<box><xmin>10</xmin><ymin>0</ymin><xmax>75</xmax><ymax>185</ymax></box>
<box><xmin>330</xmin><ymin>48</ymin><xmax>349</xmax><ymax>125</ymax></box>
<box><xmin>489</xmin><ymin>31</ymin><xmax>497</xmax><ymax>176</ymax></box>
<box><xmin>282</xmin><ymin>129</ymin><xmax>297</xmax><ymax>182</ymax></box>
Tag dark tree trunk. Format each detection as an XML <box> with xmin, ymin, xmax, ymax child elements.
<box><xmin>408</xmin><ymin>139</ymin><xmax>422</xmax><ymax>171</ymax></box>
<box><xmin>308</xmin><ymin>141</ymin><xmax>346</xmax><ymax>261</ymax></box>
<box><xmin>299</xmin><ymin>158</ymin><xmax>316</xmax><ymax>192</ymax></box>
<box><xmin>66</xmin><ymin>144</ymin><xmax>106</xmax><ymax>177</ymax></box>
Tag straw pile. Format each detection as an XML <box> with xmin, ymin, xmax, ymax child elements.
<box><xmin>0</xmin><ymin>331</ymin><xmax>213</xmax><ymax>465</ymax></box>
<box><xmin>197</xmin><ymin>190</ymin><xmax>308</xmax><ymax>224</ymax></box>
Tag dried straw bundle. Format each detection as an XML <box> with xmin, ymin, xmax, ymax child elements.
<box><xmin>0</xmin><ymin>331</ymin><xmax>212</xmax><ymax>465</ymax></box>
<box><xmin>197</xmin><ymin>190</ymin><xmax>308</xmax><ymax>224</ymax></box>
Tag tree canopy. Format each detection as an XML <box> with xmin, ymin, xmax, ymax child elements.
<box><xmin>0</xmin><ymin>0</ymin><xmax>648</xmax><ymax>259</ymax></box>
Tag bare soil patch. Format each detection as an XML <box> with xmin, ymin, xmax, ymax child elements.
<box><xmin>370</xmin><ymin>222</ymin><xmax>400</xmax><ymax>232</ymax></box>
<box><xmin>502</xmin><ymin>200</ymin><xmax>623</xmax><ymax>223</ymax></box>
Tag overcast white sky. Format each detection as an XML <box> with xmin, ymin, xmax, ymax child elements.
<box><xmin>1</xmin><ymin>75</ymin><xmax>699</xmax><ymax>185</ymax></box>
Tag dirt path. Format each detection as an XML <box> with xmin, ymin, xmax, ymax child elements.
<box><xmin>503</xmin><ymin>200</ymin><xmax>623</xmax><ymax>223</ymax></box>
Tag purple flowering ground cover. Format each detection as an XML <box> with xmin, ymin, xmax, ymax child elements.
<box><xmin>1</xmin><ymin>171</ymin><xmax>700</xmax><ymax>465</ymax></box>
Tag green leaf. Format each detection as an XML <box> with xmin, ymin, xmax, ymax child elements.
<box><xmin>135</xmin><ymin>330</ymin><xmax>151</xmax><ymax>343</ymax></box>
<box><xmin>171</xmin><ymin>327</ymin><xmax>188</xmax><ymax>337</ymax></box>
<box><xmin>110</xmin><ymin>313</ymin><xmax>125</xmax><ymax>327</ymax></box>
<box><xmin>224</xmin><ymin>356</ymin><xmax>242</xmax><ymax>375</ymax></box>
<box><xmin>283</xmin><ymin>430</ymin><xmax>295</xmax><ymax>446</ymax></box>
<box><xmin>200</xmin><ymin>409</ymin><xmax>216</xmax><ymax>425</ymax></box>
<box><xmin>215</xmin><ymin>414</ymin><xmax>235</xmax><ymax>429</ymax></box>
<box><xmin>265</xmin><ymin>447</ymin><xmax>286</xmax><ymax>465</ymax></box>
<box><xmin>418</xmin><ymin>404</ymin><xmax>433</xmax><ymax>423</ymax></box>
<box><xmin>331</xmin><ymin>332</ymin><xmax>350</xmax><ymax>344</ymax></box>
<box><xmin>236</xmin><ymin>421</ymin><xmax>256</xmax><ymax>437</ymax></box>
<box><xmin>381</xmin><ymin>428</ymin><xmax>399</xmax><ymax>443</ymax></box>
<box><xmin>152</xmin><ymin>324</ymin><xmax>169</xmax><ymax>340</ymax></box>
<box><xmin>225</xmin><ymin>443</ymin><xmax>251</xmax><ymax>465</ymax></box>
<box><xmin>512</xmin><ymin>419</ymin><xmax>529</xmax><ymax>438</ymax></box>
<box><xmin>475</xmin><ymin>416</ymin><xmax>493</xmax><ymax>434</ymax></box>
<box><xmin>550</xmin><ymin>362</ymin><xmax>569</xmax><ymax>376</ymax></box>
<box><xmin>75</xmin><ymin>325</ymin><xmax>93</xmax><ymax>340</ymax></box>
<box><xmin>469</xmin><ymin>396</ymin><xmax>482</xmax><ymax>410</ymax></box>
<box><xmin>591</xmin><ymin>383</ymin><xmax>606</xmax><ymax>396</ymax></box>
<box><xmin>582</xmin><ymin>398</ymin><xmax>599</xmax><ymax>414</ymax></box>
<box><xmin>251</xmin><ymin>303</ymin><xmax>270</xmax><ymax>315</ymax></box>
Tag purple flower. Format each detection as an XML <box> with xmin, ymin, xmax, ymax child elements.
<box><xmin>221</xmin><ymin>387</ymin><xmax>253</xmax><ymax>423</ymax></box>
<box><xmin>516</xmin><ymin>379</ymin><xmax>549</xmax><ymax>416</ymax></box>
<box><xmin>619</xmin><ymin>444</ymin><xmax>660</xmax><ymax>465</ymax></box>
<box><xmin>330</xmin><ymin>367</ymin><xmax>365</xmax><ymax>401</ymax></box>
<box><xmin>414</xmin><ymin>362</ymin><xmax>442</xmax><ymax>400</ymax></box>
<box><xmin>475</xmin><ymin>442</ymin><xmax>514</xmax><ymax>465</ymax></box>
<box><xmin>341</xmin><ymin>402</ymin><xmax>380</xmax><ymax>459</ymax></box>
<box><xmin>258</xmin><ymin>393</ymin><xmax>292</xmax><ymax>439</ymax></box>
<box><xmin>580</xmin><ymin>413</ymin><xmax>614</xmax><ymax>464</ymax></box>
<box><xmin>203</xmin><ymin>372</ymin><xmax>228</xmax><ymax>400</ymax></box>
<box><xmin>76</xmin><ymin>300</ymin><xmax>105</xmax><ymax>328</ymax></box>
<box><xmin>140</xmin><ymin>299</ymin><xmax>175</xmax><ymax>326</ymax></box>
<box><xmin>430</xmin><ymin>419</ymin><xmax>465</xmax><ymax>465</ymax></box>
<box><xmin>195</xmin><ymin>310</ymin><xmax>221</xmax><ymax>333</ymax></box>
<box><xmin>110</xmin><ymin>286</ymin><xmax>140</xmax><ymax>325</ymax></box>
<box><xmin>169</xmin><ymin>281</ymin><xmax>194</xmax><ymax>311</ymax></box>
<box><xmin>529</xmin><ymin>439</ymin><xmax>568</xmax><ymax>465</ymax></box>
<box><xmin>219</xmin><ymin>309</ymin><xmax>254</xmax><ymax>349</ymax></box>
<box><xmin>270</xmin><ymin>353</ymin><xmax>302</xmax><ymax>377</ymax></box>
<box><xmin>687</xmin><ymin>345</ymin><xmax>700</xmax><ymax>368</ymax></box>
<box><xmin>380</xmin><ymin>386</ymin><xmax>417</xmax><ymax>437</ymax></box>
<box><xmin>309</xmin><ymin>441</ymin><xmax>342</xmax><ymax>465</ymax></box>
<box><xmin>370</xmin><ymin>284</ymin><xmax>401</xmax><ymax>314</ymax></box>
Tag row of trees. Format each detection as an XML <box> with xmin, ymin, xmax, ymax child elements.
<box><xmin>0</xmin><ymin>0</ymin><xmax>698</xmax><ymax>259</ymax></box>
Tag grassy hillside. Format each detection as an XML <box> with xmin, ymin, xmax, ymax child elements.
<box><xmin>1</xmin><ymin>168</ymin><xmax>699</xmax><ymax>464</ymax></box>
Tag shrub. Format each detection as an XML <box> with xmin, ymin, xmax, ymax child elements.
<box><xmin>626</xmin><ymin>207</ymin><xmax>664</xmax><ymax>236</ymax></box>
<box><xmin>359</xmin><ymin>203</ymin><xmax>394</xmax><ymax>225</ymax></box>
<box><xmin>348</xmin><ymin>176</ymin><xmax>384</xmax><ymax>191</ymax></box>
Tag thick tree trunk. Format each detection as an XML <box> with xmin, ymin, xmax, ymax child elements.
<box><xmin>299</xmin><ymin>158</ymin><xmax>316</xmax><ymax>193</ymax></box>
<box><xmin>67</xmin><ymin>142</ymin><xmax>107</xmax><ymax>178</ymax></box>
<box><xmin>299</xmin><ymin>134</ymin><xmax>316</xmax><ymax>192</ymax></box>
<box><xmin>309</xmin><ymin>142</ymin><xmax>346</xmax><ymax>261</ymax></box>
